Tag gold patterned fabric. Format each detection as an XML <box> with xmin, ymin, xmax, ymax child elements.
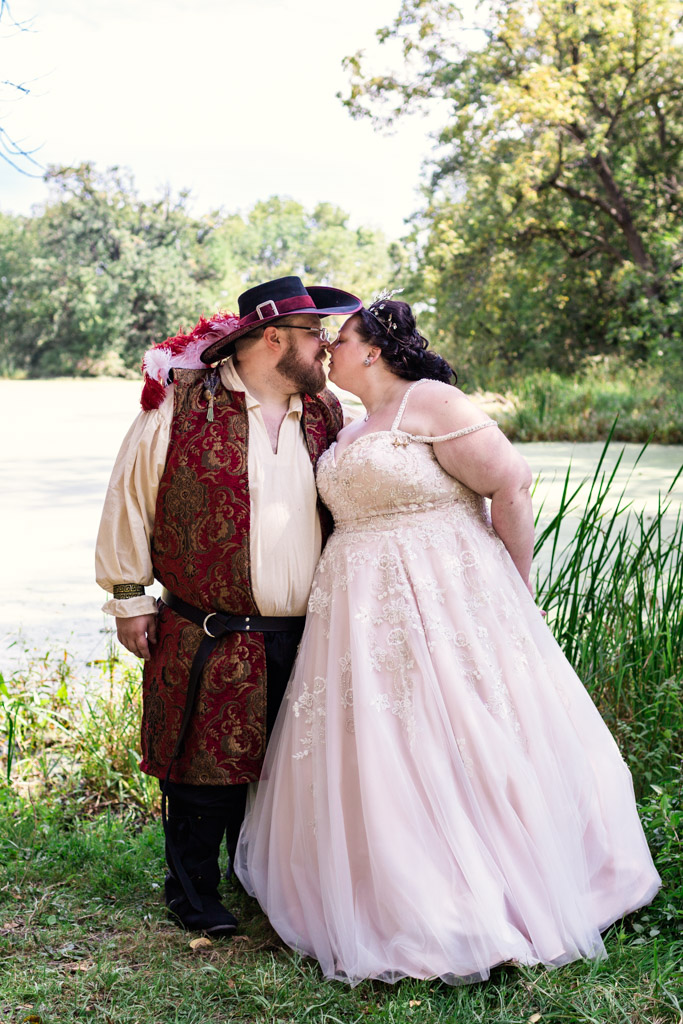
<box><xmin>97</xmin><ymin>358</ymin><xmax>332</xmax><ymax>619</ymax></box>
<box><xmin>140</xmin><ymin>370</ymin><xmax>342</xmax><ymax>784</ymax></box>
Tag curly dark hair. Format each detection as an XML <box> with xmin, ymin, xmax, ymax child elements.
<box><xmin>355</xmin><ymin>300</ymin><xmax>456</xmax><ymax>384</ymax></box>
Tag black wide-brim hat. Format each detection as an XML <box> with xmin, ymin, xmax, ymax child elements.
<box><xmin>200</xmin><ymin>275</ymin><xmax>363</xmax><ymax>363</ymax></box>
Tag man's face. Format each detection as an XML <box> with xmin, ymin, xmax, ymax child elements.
<box><xmin>275</xmin><ymin>315</ymin><xmax>328</xmax><ymax>396</ymax></box>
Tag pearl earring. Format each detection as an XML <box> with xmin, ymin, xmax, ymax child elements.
<box><xmin>363</xmin><ymin>357</ymin><xmax>372</xmax><ymax>366</ymax></box>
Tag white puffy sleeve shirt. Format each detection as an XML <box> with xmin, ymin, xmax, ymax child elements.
<box><xmin>95</xmin><ymin>360</ymin><xmax>323</xmax><ymax>619</ymax></box>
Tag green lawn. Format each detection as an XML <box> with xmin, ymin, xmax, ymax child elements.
<box><xmin>1</xmin><ymin>809</ymin><xmax>681</xmax><ymax>1024</ymax></box>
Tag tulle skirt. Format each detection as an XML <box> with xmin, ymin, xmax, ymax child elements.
<box><xmin>235</xmin><ymin>506</ymin><xmax>661</xmax><ymax>985</ymax></box>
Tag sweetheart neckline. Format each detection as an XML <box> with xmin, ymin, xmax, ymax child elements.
<box><xmin>330</xmin><ymin>430</ymin><xmax>408</xmax><ymax>468</ymax></box>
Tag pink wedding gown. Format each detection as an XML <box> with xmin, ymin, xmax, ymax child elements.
<box><xmin>235</xmin><ymin>380</ymin><xmax>661</xmax><ymax>986</ymax></box>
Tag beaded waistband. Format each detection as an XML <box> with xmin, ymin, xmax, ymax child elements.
<box><xmin>332</xmin><ymin>495</ymin><xmax>484</xmax><ymax>533</ymax></box>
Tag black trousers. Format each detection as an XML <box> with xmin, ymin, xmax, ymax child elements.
<box><xmin>162</xmin><ymin>627</ymin><xmax>303</xmax><ymax>875</ymax></box>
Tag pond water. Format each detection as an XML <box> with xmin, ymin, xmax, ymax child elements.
<box><xmin>1</xmin><ymin>379</ymin><xmax>681</xmax><ymax>676</ymax></box>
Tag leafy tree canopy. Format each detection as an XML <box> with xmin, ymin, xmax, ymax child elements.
<box><xmin>0</xmin><ymin>167</ymin><xmax>402</xmax><ymax>377</ymax></box>
<box><xmin>1</xmin><ymin>164</ymin><xmax>221</xmax><ymax>376</ymax></box>
<box><xmin>213</xmin><ymin>196</ymin><xmax>404</xmax><ymax>314</ymax></box>
<box><xmin>342</xmin><ymin>0</ymin><xmax>683</xmax><ymax>384</ymax></box>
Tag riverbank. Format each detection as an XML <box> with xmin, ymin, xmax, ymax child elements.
<box><xmin>491</xmin><ymin>364</ymin><xmax>683</xmax><ymax>444</ymax></box>
<box><xmin>6</xmin><ymin>354</ymin><xmax>682</xmax><ymax>443</ymax></box>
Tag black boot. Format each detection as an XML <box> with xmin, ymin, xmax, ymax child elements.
<box><xmin>164</xmin><ymin>800</ymin><xmax>238</xmax><ymax>936</ymax></box>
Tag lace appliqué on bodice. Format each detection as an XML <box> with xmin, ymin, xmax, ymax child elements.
<box><xmin>316</xmin><ymin>379</ymin><xmax>496</xmax><ymax>530</ymax></box>
<box><xmin>290</xmin><ymin>381</ymin><xmax>527</xmax><ymax>754</ymax></box>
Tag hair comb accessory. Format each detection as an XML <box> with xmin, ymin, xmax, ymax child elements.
<box><xmin>367</xmin><ymin>288</ymin><xmax>404</xmax><ymax>337</ymax></box>
<box><xmin>369</xmin><ymin>287</ymin><xmax>404</xmax><ymax>305</ymax></box>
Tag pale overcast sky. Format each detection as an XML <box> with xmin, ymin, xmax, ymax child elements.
<box><xmin>0</xmin><ymin>0</ymin><xmax>454</xmax><ymax>239</ymax></box>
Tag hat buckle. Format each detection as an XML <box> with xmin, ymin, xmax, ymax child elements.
<box><xmin>256</xmin><ymin>300</ymin><xmax>279</xmax><ymax>320</ymax></box>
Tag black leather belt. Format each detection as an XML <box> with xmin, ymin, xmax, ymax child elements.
<box><xmin>159</xmin><ymin>587</ymin><xmax>305</xmax><ymax>911</ymax></box>
<box><xmin>161</xmin><ymin>588</ymin><xmax>306</xmax><ymax>636</ymax></box>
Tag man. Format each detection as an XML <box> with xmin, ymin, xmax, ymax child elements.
<box><xmin>96</xmin><ymin>276</ymin><xmax>361</xmax><ymax>935</ymax></box>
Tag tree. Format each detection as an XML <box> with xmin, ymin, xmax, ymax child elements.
<box><xmin>0</xmin><ymin>172</ymin><xmax>404</xmax><ymax>376</ymax></box>
<box><xmin>342</xmin><ymin>0</ymin><xmax>683</xmax><ymax>382</ymax></box>
<box><xmin>1</xmin><ymin>164</ymin><xmax>222</xmax><ymax>376</ymax></box>
<box><xmin>212</xmin><ymin>197</ymin><xmax>405</xmax><ymax>306</ymax></box>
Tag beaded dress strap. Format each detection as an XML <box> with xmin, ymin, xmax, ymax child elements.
<box><xmin>405</xmin><ymin>419</ymin><xmax>497</xmax><ymax>443</ymax></box>
<box><xmin>391</xmin><ymin>379</ymin><xmax>496</xmax><ymax>442</ymax></box>
<box><xmin>391</xmin><ymin>379</ymin><xmax>430</xmax><ymax>431</ymax></box>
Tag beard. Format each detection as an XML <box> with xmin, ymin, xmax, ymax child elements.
<box><xmin>276</xmin><ymin>341</ymin><xmax>327</xmax><ymax>396</ymax></box>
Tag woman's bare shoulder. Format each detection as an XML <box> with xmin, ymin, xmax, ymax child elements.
<box><xmin>401</xmin><ymin>380</ymin><xmax>490</xmax><ymax>435</ymax></box>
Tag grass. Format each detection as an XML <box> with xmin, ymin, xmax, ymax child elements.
<box><xmin>494</xmin><ymin>358</ymin><xmax>683</xmax><ymax>443</ymax></box>
<box><xmin>533</xmin><ymin>434</ymin><xmax>683</xmax><ymax>794</ymax></box>
<box><xmin>0</xmin><ymin>640</ymin><xmax>158</xmax><ymax>817</ymax></box>
<box><xmin>1</xmin><ymin>439</ymin><xmax>682</xmax><ymax>1023</ymax></box>
<box><xmin>1</xmin><ymin>808</ymin><xmax>681</xmax><ymax>1024</ymax></box>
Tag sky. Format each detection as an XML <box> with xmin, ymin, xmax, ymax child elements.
<box><xmin>0</xmin><ymin>0</ymin><xmax>451</xmax><ymax>240</ymax></box>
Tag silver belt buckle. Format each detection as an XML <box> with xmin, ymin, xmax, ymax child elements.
<box><xmin>203</xmin><ymin>612</ymin><xmax>218</xmax><ymax>638</ymax></box>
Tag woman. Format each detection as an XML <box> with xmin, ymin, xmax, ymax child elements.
<box><xmin>235</xmin><ymin>298</ymin><xmax>660</xmax><ymax>986</ymax></box>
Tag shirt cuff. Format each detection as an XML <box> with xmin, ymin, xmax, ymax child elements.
<box><xmin>101</xmin><ymin>595</ymin><xmax>159</xmax><ymax>618</ymax></box>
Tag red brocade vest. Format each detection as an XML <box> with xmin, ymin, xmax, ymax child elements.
<box><xmin>139</xmin><ymin>370</ymin><xmax>343</xmax><ymax>785</ymax></box>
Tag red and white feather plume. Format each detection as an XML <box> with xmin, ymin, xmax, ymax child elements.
<box><xmin>140</xmin><ymin>312</ymin><xmax>239</xmax><ymax>411</ymax></box>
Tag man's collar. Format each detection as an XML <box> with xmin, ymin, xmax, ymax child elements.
<box><xmin>218</xmin><ymin>357</ymin><xmax>303</xmax><ymax>414</ymax></box>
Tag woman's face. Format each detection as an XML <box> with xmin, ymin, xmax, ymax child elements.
<box><xmin>326</xmin><ymin>315</ymin><xmax>372</xmax><ymax>390</ymax></box>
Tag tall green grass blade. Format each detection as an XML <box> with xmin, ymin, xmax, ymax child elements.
<box><xmin>533</xmin><ymin>437</ymin><xmax>683</xmax><ymax>793</ymax></box>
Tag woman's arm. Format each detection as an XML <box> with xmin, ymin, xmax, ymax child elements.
<box><xmin>487</xmin><ymin>461</ymin><xmax>534</xmax><ymax>592</ymax></box>
<box><xmin>438</xmin><ymin>428</ymin><xmax>534</xmax><ymax>589</ymax></box>
<box><xmin>403</xmin><ymin>382</ymin><xmax>535</xmax><ymax>589</ymax></box>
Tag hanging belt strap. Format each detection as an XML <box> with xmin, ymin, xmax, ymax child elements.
<box><xmin>159</xmin><ymin>587</ymin><xmax>305</xmax><ymax>911</ymax></box>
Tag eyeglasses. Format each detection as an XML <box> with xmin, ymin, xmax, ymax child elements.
<box><xmin>280</xmin><ymin>325</ymin><xmax>332</xmax><ymax>344</ymax></box>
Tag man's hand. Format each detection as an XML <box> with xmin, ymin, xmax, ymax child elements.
<box><xmin>116</xmin><ymin>614</ymin><xmax>158</xmax><ymax>661</ymax></box>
